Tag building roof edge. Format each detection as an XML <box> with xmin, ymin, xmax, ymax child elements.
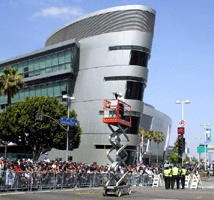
<box><xmin>45</xmin><ymin>5</ymin><xmax>156</xmax><ymax>44</ymax></box>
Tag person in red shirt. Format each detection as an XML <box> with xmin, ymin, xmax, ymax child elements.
<box><xmin>14</xmin><ymin>162</ymin><xmax>21</xmax><ymax>172</ymax></box>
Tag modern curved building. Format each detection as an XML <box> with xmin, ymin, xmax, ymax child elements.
<box><xmin>0</xmin><ymin>5</ymin><xmax>172</xmax><ymax>165</ymax></box>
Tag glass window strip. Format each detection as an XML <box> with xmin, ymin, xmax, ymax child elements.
<box><xmin>109</xmin><ymin>45</ymin><xmax>150</xmax><ymax>54</ymax></box>
<box><xmin>0</xmin><ymin>47</ymin><xmax>76</xmax><ymax>74</ymax></box>
<box><xmin>0</xmin><ymin>79</ymin><xmax>70</xmax><ymax>105</ymax></box>
<box><xmin>104</xmin><ymin>76</ymin><xmax>145</xmax><ymax>83</ymax></box>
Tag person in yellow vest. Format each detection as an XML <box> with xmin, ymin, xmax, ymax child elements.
<box><xmin>169</xmin><ymin>166</ymin><xmax>172</xmax><ymax>189</ymax></box>
<box><xmin>180</xmin><ymin>166</ymin><xmax>187</xmax><ymax>189</ymax></box>
<box><xmin>163</xmin><ymin>166</ymin><xmax>170</xmax><ymax>189</ymax></box>
<box><xmin>171</xmin><ymin>164</ymin><xmax>180</xmax><ymax>189</ymax></box>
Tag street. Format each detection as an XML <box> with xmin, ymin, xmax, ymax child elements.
<box><xmin>1</xmin><ymin>186</ymin><xmax>214</xmax><ymax>200</ymax></box>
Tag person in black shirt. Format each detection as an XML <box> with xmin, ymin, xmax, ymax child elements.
<box><xmin>20</xmin><ymin>159</ymin><xmax>27</xmax><ymax>171</ymax></box>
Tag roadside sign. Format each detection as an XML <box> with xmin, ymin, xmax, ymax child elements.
<box><xmin>175</xmin><ymin>153</ymin><xmax>179</xmax><ymax>156</ymax></box>
<box><xmin>178</xmin><ymin>127</ymin><xmax>185</xmax><ymax>134</ymax></box>
<box><xmin>60</xmin><ymin>117</ymin><xmax>77</xmax><ymax>126</ymax></box>
<box><xmin>36</xmin><ymin>113</ymin><xmax>43</xmax><ymax>121</ymax></box>
<box><xmin>179</xmin><ymin>120</ymin><xmax>186</xmax><ymax>127</ymax></box>
<box><xmin>197</xmin><ymin>146</ymin><xmax>207</xmax><ymax>153</ymax></box>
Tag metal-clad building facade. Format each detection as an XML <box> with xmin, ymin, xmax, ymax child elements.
<box><xmin>0</xmin><ymin>5</ymin><xmax>172</xmax><ymax>165</ymax></box>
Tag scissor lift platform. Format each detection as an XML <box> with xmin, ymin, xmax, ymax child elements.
<box><xmin>103</xmin><ymin>99</ymin><xmax>132</xmax><ymax>197</ymax></box>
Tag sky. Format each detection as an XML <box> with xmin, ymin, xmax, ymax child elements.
<box><xmin>1</xmin><ymin>0</ymin><xmax>214</xmax><ymax>161</ymax></box>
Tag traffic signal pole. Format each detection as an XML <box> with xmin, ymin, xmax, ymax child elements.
<box><xmin>176</xmin><ymin>100</ymin><xmax>190</xmax><ymax>166</ymax></box>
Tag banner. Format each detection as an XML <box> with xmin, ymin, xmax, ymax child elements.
<box><xmin>206</xmin><ymin>129</ymin><xmax>211</xmax><ymax>143</ymax></box>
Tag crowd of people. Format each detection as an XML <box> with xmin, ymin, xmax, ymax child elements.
<box><xmin>0</xmin><ymin>157</ymin><xmax>165</xmax><ymax>189</ymax></box>
<box><xmin>0</xmin><ymin>156</ymin><xmax>208</xmax><ymax>190</ymax></box>
<box><xmin>0</xmin><ymin>157</ymin><xmax>163</xmax><ymax>175</ymax></box>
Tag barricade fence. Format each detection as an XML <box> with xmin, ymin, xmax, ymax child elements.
<box><xmin>0</xmin><ymin>171</ymin><xmax>163</xmax><ymax>192</ymax></box>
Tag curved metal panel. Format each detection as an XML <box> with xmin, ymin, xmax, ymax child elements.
<box><xmin>45</xmin><ymin>9</ymin><xmax>155</xmax><ymax>46</ymax></box>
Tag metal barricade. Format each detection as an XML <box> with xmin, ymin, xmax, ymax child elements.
<box><xmin>61</xmin><ymin>172</ymin><xmax>77</xmax><ymax>188</ymax></box>
<box><xmin>92</xmin><ymin>172</ymin><xmax>109</xmax><ymax>187</ymax></box>
<box><xmin>0</xmin><ymin>170</ymin><xmax>164</xmax><ymax>192</ymax></box>
<box><xmin>131</xmin><ymin>174</ymin><xmax>141</xmax><ymax>186</ymax></box>
<box><xmin>78</xmin><ymin>172</ymin><xmax>93</xmax><ymax>187</ymax></box>
<box><xmin>0</xmin><ymin>171</ymin><xmax>31</xmax><ymax>191</ymax></box>
<box><xmin>40</xmin><ymin>172</ymin><xmax>56</xmax><ymax>189</ymax></box>
<box><xmin>31</xmin><ymin>171</ymin><xmax>42</xmax><ymax>190</ymax></box>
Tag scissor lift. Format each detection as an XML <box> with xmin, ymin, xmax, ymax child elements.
<box><xmin>103</xmin><ymin>99</ymin><xmax>132</xmax><ymax>197</ymax></box>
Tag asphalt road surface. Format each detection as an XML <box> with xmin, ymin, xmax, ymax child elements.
<box><xmin>1</xmin><ymin>186</ymin><xmax>214</xmax><ymax>200</ymax></box>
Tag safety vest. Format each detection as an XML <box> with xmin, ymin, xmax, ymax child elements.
<box><xmin>164</xmin><ymin>169</ymin><xmax>170</xmax><ymax>177</ymax></box>
<box><xmin>169</xmin><ymin>168</ymin><xmax>172</xmax><ymax>177</ymax></box>
<box><xmin>181</xmin><ymin>169</ymin><xmax>187</xmax><ymax>176</ymax></box>
<box><xmin>172</xmin><ymin>167</ymin><xmax>179</xmax><ymax>175</ymax></box>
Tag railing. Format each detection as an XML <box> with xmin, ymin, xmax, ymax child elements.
<box><xmin>0</xmin><ymin>171</ymin><xmax>163</xmax><ymax>192</ymax></box>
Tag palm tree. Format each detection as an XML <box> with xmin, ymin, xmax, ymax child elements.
<box><xmin>153</xmin><ymin>131</ymin><xmax>164</xmax><ymax>166</ymax></box>
<box><xmin>138</xmin><ymin>127</ymin><xmax>145</xmax><ymax>141</ymax></box>
<box><xmin>143</xmin><ymin>130</ymin><xmax>155</xmax><ymax>166</ymax></box>
<box><xmin>0</xmin><ymin>66</ymin><xmax>26</xmax><ymax>157</ymax></box>
<box><xmin>138</xmin><ymin>127</ymin><xmax>145</xmax><ymax>164</ymax></box>
<box><xmin>0</xmin><ymin>66</ymin><xmax>26</xmax><ymax>105</ymax></box>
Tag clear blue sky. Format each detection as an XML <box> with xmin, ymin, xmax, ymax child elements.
<box><xmin>1</xmin><ymin>0</ymin><xmax>214</xmax><ymax>161</ymax></box>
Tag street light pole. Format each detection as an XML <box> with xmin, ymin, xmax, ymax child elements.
<box><xmin>195</xmin><ymin>136</ymin><xmax>202</xmax><ymax>165</ymax></box>
<box><xmin>200</xmin><ymin>124</ymin><xmax>210</xmax><ymax>171</ymax></box>
<box><xmin>63</xmin><ymin>95</ymin><xmax>75</xmax><ymax>162</ymax></box>
<box><xmin>175</xmin><ymin>100</ymin><xmax>190</xmax><ymax>121</ymax></box>
<box><xmin>175</xmin><ymin>100</ymin><xmax>190</xmax><ymax>166</ymax></box>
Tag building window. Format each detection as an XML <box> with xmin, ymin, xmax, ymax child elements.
<box><xmin>125</xmin><ymin>81</ymin><xmax>144</xmax><ymax>101</ymax></box>
<box><xmin>128</xmin><ymin>116</ymin><xmax>141</xmax><ymax>135</ymax></box>
<box><xmin>129</xmin><ymin>50</ymin><xmax>149</xmax><ymax>67</ymax></box>
<box><xmin>104</xmin><ymin>76</ymin><xmax>145</xmax><ymax>83</ymax></box>
<box><xmin>109</xmin><ymin>45</ymin><xmax>150</xmax><ymax>55</ymax></box>
<box><xmin>24</xmin><ymin>67</ymin><xmax>29</xmax><ymax>78</ymax></box>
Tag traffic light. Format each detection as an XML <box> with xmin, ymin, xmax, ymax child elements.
<box><xmin>31</xmin><ymin>108</ymin><xmax>37</xmax><ymax>121</ymax></box>
<box><xmin>68</xmin><ymin>130</ymin><xmax>74</xmax><ymax>151</ymax></box>
<box><xmin>178</xmin><ymin>134</ymin><xmax>183</xmax><ymax>154</ymax></box>
<box><xmin>182</xmin><ymin>137</ymin><xmax>185</xmax><ymax>153</ymax></box>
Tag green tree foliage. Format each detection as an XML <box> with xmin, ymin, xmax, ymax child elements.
<box><xmin>139</xmin><ymin>127</ymin><xmax>165</xmax><ymax>166</ymax></box>
<box><xmin>0</xmin><ymin>66</ymin><xmax>26</xmax><ymax>105</ymax></box>
<box><xmin>168</xmin><ymin>152</ymin><xmax>180</xmax><ymax>164</ymax></box>
<box><xmin>0</xmin><ymin>96</ymin><xmax>82</xmax><ymax>160</ymax></box>
<box><xmin>138</xmin><ymin>127</ymin><xmax>144</xmax><ymax>142</ymax></box>
<box><xmin>139</xmin><ymin>128</ymin><xmax>155</xmax><ymax>166</ymax></box>
<box><xmin>169</xmin><ymin>138</ymin><xmax>180</xmax><ymax>164</ymax></box>
<box><xmin>0</xmin><ymin>66</ymin><xmax>26</xmax><ymax>157</ymax></box>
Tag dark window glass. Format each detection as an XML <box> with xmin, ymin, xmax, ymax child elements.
<box><xmin>129</xmin><ymin>50</ymin><xmax>148</xmax><ymax>67</ymax></box>
<box><xmin>109</xmin><ymin>45</ymin><xmax>150</xmax><ymax>55</ymax></box>
<box><xmin>104</xmin><ymin>76</ymin><xmax>145</xmax><ymax>83</ymax></box>
<box><xmin>24</xmin><ymin>67</ymin><xmax>29</xmax><ymax>78</ymax></box>
<box><xmin>128</xmin><ymin>116</ymin><xmax>141</xmax><ymax>135</ymax></box>
<box><xmin>125</xmin><ymin>81</ymin><xmax>144</xmax><ymax>101</ymax></box>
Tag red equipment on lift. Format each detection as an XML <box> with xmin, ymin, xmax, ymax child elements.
<box><xmin>103</xmin><ymin>99</ymin><xmax>131</xmax><ymax>127</ymax></box>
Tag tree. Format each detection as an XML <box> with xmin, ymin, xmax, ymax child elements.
<box><xmin>138</xmin><ymin>127</ymin><xmax>145</xmax><ymax>142</ymax></box>
<box><xmin>169</xmin><ymin>152</ymin><xmax>181</xmax><ymax>164</ymax></box>
<box><xmin>0</xmin><ymin>66</ymin><xmax>26</xmax><ymax>158</ymax></box>
<box><xmin>0</xmin><ymin>96</ymin><xmax>82</xmax><ymax>160</ymax></box>
<box><xmin>0</xmin><ymin>66</ymin><xmax>26</xmax><ymax>105</ymax></box>
<box><xmin>169</xmin><ymin>139</ymin><xmax>180</xmax><ymax>164</ymax></box>
<box><xmin>143</xmin><ymin>130</ymin><xmax>155</xmax><ymax>166</ymax></box>
<box><xmin>153</xmin><ymin>131</ymin><xmax>164</xmax><ymax>165</ymax></box>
